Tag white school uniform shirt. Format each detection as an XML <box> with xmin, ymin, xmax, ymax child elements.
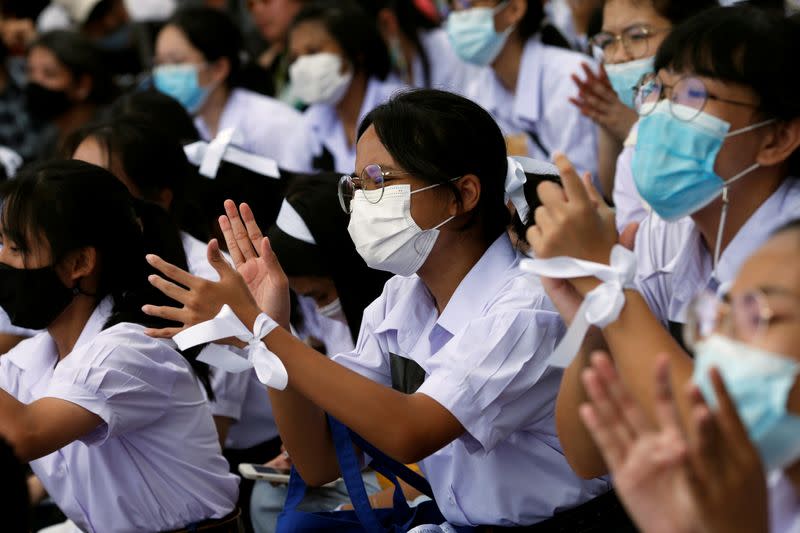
<box><xmin>634</xmin><ymin>178</ymin><xmax>800</xmax><ymax>325</ymax></box>
<box><xmin>770</xmin><ymin>471</ymin><xmax>800</xmax><ymax>533</ymax></box>
<box><xmin>0</xmin><ymin>298</ymin><xmax>238</xmax><ymax>533</ymax></box>
<box><xmin>464</xmin><ymin>38</ymin><xmax>598</xmax><ymax>179</ymax></box>
<box><xmin>409</xmin><ymin>28</ymin><xmax>482</xmax><ymax>95</ymax></box>
<box><xmin>612</xmin><ymin>124</ymin><xmax>650</xmax><ymax>233</ymax></box>
<box><xmin>296</xmin><ymin>294</ymin><xmax>355</xmax><ymax>356</ymax></box>
<box><xmin>181</xmin><ymin>232</ymin><xmax>279</xmax><ymax>450</ymax></box>
<box><xmin>194</xmin><ymin>88</ymin><xmax>309</xmax><ymax>172</ymax></box>
<box><xmin>332</xmin><ymin>234</ymin><xmax>610</xmax><ymax>526</ymax></box>
<box><xmin>280</xmin><ymin>76</ymin><xmax>407</xmax><ymax>175</ymax></box>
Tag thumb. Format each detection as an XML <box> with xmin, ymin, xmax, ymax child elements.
<box><xmin>582</xmin><ymin>172</ymin><xmax>608</xmax><ymax>208</ymax></box>
<box><xmin>260</xmin><ymin>237</ymin><xmax>286</xmax><ymax>277</ymax></box>
<box><xmin>619</xmin><ymin>222</ymin><xmax>640</xmax><ymax>251</ymax></box>
<box><xmin>207</xmin><ymin>238</ymin><xmax>234</xmax><ymax>278</ymax></box>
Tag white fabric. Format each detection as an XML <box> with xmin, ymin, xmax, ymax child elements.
<box><xmin>184</xmin><ymin>129</ymin><xmax>281</xmax><ymax>179</ymax></box>
<box><xmin>409</xmin><ymin>28</ymin><xmax>482</xmax><ymax>94</ymax></box>
<box><xmin>124</xmin><ymin>0</ymin><xmax>177</xmax><ymax>21</ymax></box>
<box><xmin>0</xmin><ymin>299</ymin><xmax>238</xmax><ymax>533</ymax></box>
<box><xmin>280</xmin><ymin>76</ymin><xmax>407</xmax><ymax>174</ymax></box>
<box><xmin>296</xmin><ymin>294</ymin><xmax>355</xmax><ymax>356</ymax></box>
<box><xmin>53</xmin><ymin>0</ymin><xmax>101</xmax><ymax>24</ymax></box>
<box><xmin>464</xmin><ymin>38</ymin><xmax>599</xmax><ymax>180</ymax></box>
<box><xmin>505</xmin><ymin>156</ymin><xmax>559</xmax><ymax>223</ymax></box>
<box><xmin>612</xmin><ymin>124</ymin><xmax>650</xmax><ymax>233</ymax></box>
<box><xmin>770</xmin><ymin>470</ymin><xmax>800</xmax><ymax>533</ymax></box>
<box><xmin>634</xmin><ymin>178</ymin><xmax>800</xmax><ymax>325</ymax></box>
<box><xmin>36</xmin><ymin>4</ymin><xmax>71</xmax><ymax>32</ymax></box>
<box><xmin>276</xmin><ymin>200</ymin><xmax>316</xmax><ymax>245</ymax></box>
<box><xmin>194</xmin><ymin>88</ymin><xmax>308</xmax><ymax>172</ymax></box>
<box><xmin>520</xmin><ymin>245</ymin><xmax>637</xmax><ymax>367</ymax></box>
<box><xmin>332</xmin><ymin>234</ymin><xmax>609</xmax><ymax>526</ymax></box>
<box><xmin>0</xmin><ymin>146</ymin><xmax>22</xmax><ymax>178</ymax></box>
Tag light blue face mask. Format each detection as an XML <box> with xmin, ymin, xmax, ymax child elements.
<box><xmin>153</xmin><ymin>64</ymin><xmax>212</xmax><ymax>114</ymax></box>
<box><xmin>605</xmin><ymin>56</ymin><xmax>654</xmax><ymax>108</ymax></box>
<box><xmin>632</xmin><ymin>100</ymin><xmax>773</xmax><ymax>221</ymax></box>
<box><xmin>446</xmin><ymin>1</ymin><xmax>513</xmax><ymax>66</ymax></box>
<box><xmin>693</xmin><ymin>334</ymin><xmax>800</xmax><ymax>472</ymax></box>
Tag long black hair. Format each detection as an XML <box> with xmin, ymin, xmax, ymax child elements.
<box><xmin>267</xmin><ymin>174</ymin><xmax>391</xmax><ymax>341</ymax></box>
<box><xmin>359</xmin><ymin>89</ymin><xmax>511</xmax><ymax>245</ymax></box>
<box><xmin>0</xmin><ymin>160</ymin><xmax>212</xmax><ymax>395</ymax></box>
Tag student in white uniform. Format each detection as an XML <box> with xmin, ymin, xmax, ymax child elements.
<box><xmin>0</xmin><ymin>160</ymin><xmax>239</xmax><ymax>532</ymax></box>
<box><xmin>363</xmin><ymin>0</ymin><xmax>479</xmax><ymax>93</ymax></box>
<box><xmin>67</xmin><ymin>117</ymin><xmax>281</xmax><ymax>531</ymax></box>
<box><xmin>280</xmin><ymin>1</ymin><xmax>406</xmax><ymax>175</ymax></box>
<box><xmin>143</xmin><ymin>89</ymin><xmax>622</xmax><ymax>529</ymax></box>
<box><xmin>153</xmin><ymin>6</ymin><xmax>308</xmax><ymax>172</ymax></box>
<box><xmin>570</xmin><ymin>0</ymin><xmax>717</xmax><ymax>199</ymax></box>
<box><xmin>445</xmin><ymin>0</ymin><xmax>598</xmax><ymax>177</ymax></box>
<box><xmin>522</xmin><ymin>5</ymin><xmax>800</xmax><ymax>481</ymax></box>
<box><xmin>578</xmin><ymin>221</ymin><xmax>800</xmax><ymax>533</ymax></box>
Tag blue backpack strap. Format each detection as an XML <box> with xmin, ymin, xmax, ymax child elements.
<box><xmin>348</xmin><ymin>430</ymin><xmax>434</xmax><ymax>498</ymax></box>
<box><xmin>283</xmin><ymin>466</ymin><xmax>309</xmax><ymax>512</ymax></box>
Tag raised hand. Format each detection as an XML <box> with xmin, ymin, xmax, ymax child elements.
<box><xmin>579</xmin><ymin>353</ymin><xmax>698</xmax><ymax>533</ymax></box>
<box><xmin>570</xmin><ymin>62</ymin><xmax>638</xmax><ymax>142</ymax></box>
<box><xmin>219</xmin><ymin>200</ymin><xmax>290</xmax><ymax>329</ymax></box>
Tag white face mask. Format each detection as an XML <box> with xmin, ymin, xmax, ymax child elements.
<box><xmin>317</xmin><ymin>297</ymin><xmax>347</xmax><ymax>324</ymax></box>
<box><xmin>347</xmin><ymin>184</ymin><xmax>454</xmax><ymax>277</ymax></box>
<box><xmin>289</xmin><ymin>52</ymin><xmax>353</xmax><ymax>106</ymax></box>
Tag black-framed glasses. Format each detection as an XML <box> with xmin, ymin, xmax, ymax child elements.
<box><xmin>337</xmin><ymin>164</ymin><xmax>410</xmax><ymax>214</ymax></box>
<box><xmin>634</xmin><ymin>72</ymin><xmax>761</xmax><ymax>122</ymax></box>
<box><xmin>590</xmin><ymin>25</ymin><xmax>669</xmax><ymax>60</ymax></box>
<box><xmin>435</xmin><ymin>0</ymin><xmax>500</xmax><ymax>17</ymax></box>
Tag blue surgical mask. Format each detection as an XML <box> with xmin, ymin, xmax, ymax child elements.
<box><xmin>693</xmin><ymin>334</ymin><xmax>800</xmax><ymax>472</ymax></box>
<box><xmin>605</xmin><ymin>56</ymin><xmax>654</xmax><ymax>109</ymax></box>
<box><xmin>446</xmin><ymin>2</ymin><xmax>513</xmax><ymax>66</ymax></box>
<box><xmin>632</xmin><ymin>100</ymin><xmax>772</xmax><ymax>221</ymax></box>
<box><xmin>153</xmin><ymin>64</ymin><xmax>212</xmax><ymax>114</ymax></box>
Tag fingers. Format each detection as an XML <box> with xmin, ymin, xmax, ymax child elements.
<box><xmin>592</xmin><ymin>352</ymin><xmax>651</xmax><ymax>434</ymax></box>
<box><xmin>684</xmin><ymin>383</ymin><xmax>717</xmax><ymax>485</ymax></box>
<box><xmin>581</xmin><ymin>172</ymin><xmax>607</xmax><ymax>208</ymax></box>
<box><xmin>537</xmin><ymin>181</ymin><xmax>566</xmax><ymax>209</ymax></box>
<box><xmin>224</xmin><ymin>199</ymin><xmax>258</xmax><ymax>261</ymax></box>
<box><xmin>259</xmin><ymin>236</ymin><xmax>285</xmax><ymax>278</ymax></box>
<box><xmin>240</xmin><ymin>203</ymin><xmax>266</xmax><ymax>248</ymax></box>
<box><xmin>146</xmin><ymin>254</ymin><xmax>200</xmax><ymax>290</ymax></box>
<box><xmin>525</xmin><ymin>224</ymin><xmax>542</xmax><ymax>252</ymax></box>
<box><xmin>619</xmin><ymin>222</ymin><xmax>640</xmax><ymax>251</ymax></box>
<box><xmin>652</xmin><ymin>354</ymin><xmax>683</xmax><ymax>432</ymax></box>
<box><xmin>206</xmin><ymin>239</ymin><xmax>235</xmax><ymax>279</ymax></box>
<box><xmin>143</xmin><ymin>326</ymin><xmax>184</xmax><ymax>339</ymax></box>
<box><xmin>579</xmin><ymin>368</ymin><xmax>628</xmax><ymax>470</ymax></box>
<box><xmin>708</xmin><ymin>367</ymin><xmax>750</xmax><ymax>443</ymax></box>
<box><xmin>141</xmin><ymin>304</ymin><xmax>188</xmax><ymax>324</ymax></box>
<box><xmin>554</xmin><ymin>153</ymin><xmax>591</xmax><ymax>205</ymax></box>
<box><xmin>219</xmin><ymin>214</ymin><xmax>244</xmax><ymax>266</ymax></box>
<box><xmin>581</xmin><ymin>354</ymin><xmax>636</xmax><ymax>455</ymax></box>
<box><xmin>147</xmin><ymin>273</ymin><xmax>191</xmax><ymax>304</ymax></box>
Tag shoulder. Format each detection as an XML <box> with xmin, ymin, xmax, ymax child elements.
<box><xmin>635</xmin><ymin>214</ymin><xmax>697</xmax><ymax>276</ymax></box>
<box><xmin>232</xmin><ymin>89</ymin><xmax>303</xmax><ymax>124</ymax></box>
<box><xmin>532</xmin><ymin>40</ymin><xmax>591</xmax><ymax>85</ymax></box>
<box><xmin>463</xmin><ymin>67</ymin><xmax>497</xmax><ymax>103</ymax></box>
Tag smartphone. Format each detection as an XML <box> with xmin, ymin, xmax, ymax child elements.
<box><xmin>238</xmin><ymin>463</ymin><xmax>291</xmax><ymax>483</ymax></box>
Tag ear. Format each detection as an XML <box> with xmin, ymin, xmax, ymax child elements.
<box><xmin>209</xmin><ymin>57</ymin><xmax>231</xmax><ymax>86</ymax></box>
<box><xmin>756</xmin><ymin>117</ymin><xmax>800</xmax><ymax>168</ymax></box>
<box><xmin>377</xmin><ymin>8</ymin><xmax>399</xmax><ymax>38</ymax></box>
<box><xmin>72</xmin><ymin>74</ymin><xmax>93</xmax><ymax>101</ymax></box>
<box><xmin>499</xmin><ymin>0</ymin><xmax>527</xmax><ymax>30</ymax></box>
<box><xmin>451</xmin><ymin>174</ymin><xmax>481</xmax><ymax>216</ymax></box>
<box><xmin>58</xmin><ymin>247</ymin><xmax>98</xmax><ymax>288</ymax></box>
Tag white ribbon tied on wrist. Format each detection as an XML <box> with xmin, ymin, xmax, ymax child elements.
<box><xmin>504</xmin><ymin>156</ymin><xmax>560</xmax><ymax>223</ymax></box>
<box><xmin>520</xmin><ymin>245</ymin><xmax>637</xmax><ymax>368</ymax></box>
<box><xmin>173</xmin><ymin>305</ymin><xmax>288</xmax><ymax>390</ymax></box>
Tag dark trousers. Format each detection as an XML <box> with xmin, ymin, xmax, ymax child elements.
<box><xmin>223</xmin><ymin>436</ymin><xmax>283</xmax><ymax>533</ymax></box>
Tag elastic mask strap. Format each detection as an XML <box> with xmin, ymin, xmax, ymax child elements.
<box><xmin>725</xmin><ymin>118</ymin><xmax>775</xmax><ymax>139</ymax></box>
<box><xmin>712</xmin><ymin>187</ymin><xmax>729</xmax><ymax>279</ymax></box>
<box><xmin>433</xmin><ymin>215</ymin><xmax>455</xmax><ymax>231</ymax></box>
<box><xmin>409</xmin><ymin>176</ymin><xmax>462</xmax><ymax>196</ymax></box>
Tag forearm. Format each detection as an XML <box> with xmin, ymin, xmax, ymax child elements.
<box><xmin>0</xmin><ymin>388</ymin><xmax>28</xmax><ymax>458</ymax></box>
<box><xmin>597</xmin><ymin>129</ymin><xmax>622</xmax><ymax>199</ymax></box>
<box><xmin>555</xmin><ymin>327</ymin><xmax>610</xmax><ymax>478</ymax></box>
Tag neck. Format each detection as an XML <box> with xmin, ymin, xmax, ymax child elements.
<box><xmin>491</xmin><ymin>33</ymin><xmax>524</xmax><ymax>93</ymax></box>
<box><xmin>691</xmin><ymin>170</ymin><xmax>784</xmax><ymax>265</ymax></box>
<box><xmin>198</xmin><ymin>85</ymin><xmax>230</xmax><ymax>138</ymax></box>
<box><xmin>55</xmin><ymin>103</ymin><xmax>95</xmax><ymax>137</ymax></box>
<box><xmin>787</xmin><ymin>462</ymin><xmax>800</xmax><ymax>495</ymax></box>
<box><xmin>47</xmin><ymin>296</ymin><xmax>97</xmax><ymax>360</ymax></box>
<box><xmin>417</xmin><ymin>228</ymin><xmax>491</xmax><ymax>314</ymax></box>
<box><xmin>336</xmin><ymin>72</ymin><xmax>367</xmax><ymax>149</ymax></box>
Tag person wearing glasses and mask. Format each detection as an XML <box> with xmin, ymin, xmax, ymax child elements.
<box><xmin>280</xmin><ymin>1</ymin><xmax>405</xmax><ymax>175</ymax></box>
<box><xmin>141</xmin><ymin>89</ymin><xmax>628</xmax><ymax>529</ymax></box>
<box><xmin>570</xmin><ymin>0</ymin><xmax>717</xmax><ymax>203</ymax></box>
<box><xmin>521</xmin><ymin>5</ymin><xmax>800</xmax><ymax>482</ymax></box>
<box><xmin>443</xmin><ymin>0</ymin><xmax>598</xmax><ymax>179</ymax></box>
<box><xmin>578</xmin><ymin>220</ymin><xmax>800</xmax><ymax>533</ymax></box>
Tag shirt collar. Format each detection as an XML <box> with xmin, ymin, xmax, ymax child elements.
<box><xmin>194</xmin><ymin>88</ymin><xmax>243</xmax><ymax>141</ymax></box>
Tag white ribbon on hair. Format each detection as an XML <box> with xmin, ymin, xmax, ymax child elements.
<box><xmin>174</xmin><ymin>304</ymin><xmax>288</xmax><ymax>390</ymax></box>
<box><xmin>520</xmin><ymin>245</ymin><xmax>637</xmax><ymax>368</ymax></box>
<box><xmin>505</xmin><ymin>156</ymin><xmax>560</xmax><ymax>222</ymax></box>
<box><xmin>184</xmin><ymin>128</ymin><xmax>281</xmax><ymax>179</ymax></box>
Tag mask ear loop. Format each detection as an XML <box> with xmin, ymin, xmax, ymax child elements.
<box><xmin>712</xmin><ymin>186</ymin><xmax>729</xmax><ymax>281</ymax></box>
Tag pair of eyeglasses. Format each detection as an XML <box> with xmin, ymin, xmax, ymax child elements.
<box><xmin>436</xmin><ymin>0</ymin><xmax>497</xmax><ymax>16</ymax></box>
<box><xmin>633</xmin><ymin>72</ymin><xmax>760</xmax><ymax>122</ymax></box>
<box><xmin>338</xmin><ymin>164</ymin><xmax>409</xmax><ymax>214</ymax></box>
<box><xmin>590</xmin><ymin>25</ymin><xmax>669</xmax><ymax>60</ymax></box>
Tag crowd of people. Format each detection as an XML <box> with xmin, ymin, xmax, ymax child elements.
<box><xmin>0</xmin><ymin>0</ymin><xmax>798</xmax><ymax>532</ymax></box>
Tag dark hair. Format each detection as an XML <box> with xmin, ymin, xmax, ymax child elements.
<box><xmin>267</xmin><ymin>173</ymin><xmax>390</xmax><ymax>341</ymax></box>
<box><xmin>106</xmin><ymin>89</ymin><xmax>200</xmax><ymax>144</ymax></box>
<box><xmin>643</xmin><ymin>0</ymin><xmax>719</xmax><ymax>25</ymax></box>
<box><xmin>518</xmin><ymin>0</ymin><xmax>571</xmax><ymax>49</ymax></box>
<box><xmin>0</xmin><ymin>0</ymin><xmax>49</xmax><ymax>19</ymax></box>
<box><xmin>0</xmin><ymin>160</ymin><xmax>212</xmax><ymax>395</ymax></box>
<box><xmin>291</xmin><ymin>0</ymin><xmax>392</xmax><ymax>81</ymax></box>
<box><xmin>166</xmin><ymin>7</ymin><xmax>244</xmax><ymax>88</ymax></box>
<box><xmin>358</xmin><ymin>89</ymin><xmax>510</xmax><ymax>244</ymax></box>
<box><xmin>511</xmin><ymin>170</ymin><xmax>562</xmax><ymax>240</ymax></box>
<box><xmin>654</xmin><ymin>5</ymin><xmax>800</xmax><ymax>172</ymax></box>
<box><xmin>30</xmin><ymin>30</ymin><xmax>117</xmax><ymax>104</ymax></box>
<box><xmin>0</xmin><ymin>438</ymin><xmax>28</xmax><ymax>533</ymax></box>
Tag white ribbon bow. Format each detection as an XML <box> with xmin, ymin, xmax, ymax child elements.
<box><xmin>520</xmin><ymin>245</ymin><xmax>637</xmax><ymax>368</ymax></box>
<box><xmin>184</xmin><ymin>128</ymin><xmax>280</xmax><ymax>180</ymax></box>
<box><xmin>505</xmin><ymin>156</ymin><xmax>560</xmax><ymax>223</ymax></box>
<box><xmin>174</xmin><ymin>305</ymin><xmax>288</xmax><ymax>390</ymax></box>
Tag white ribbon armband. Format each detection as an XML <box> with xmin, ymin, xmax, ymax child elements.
<box><xmin>174</xmin><ymin>305</ymin><xmax>288</xmax><ymax>390</ymax></box>
<box><xmin>520</xmin><ymin>245</ymin><xmax>637</xmax><ymax>368</ymax></box>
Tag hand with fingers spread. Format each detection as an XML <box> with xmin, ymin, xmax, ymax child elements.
<box><xmin>579</xmin><ymin>352</ymin><xmax>698</xmax><ymax>533</ymax></box>
<box><xmin>570</xmin><ymin>63</ymin><xmax>638</xmax><ymax>142</ymax></box>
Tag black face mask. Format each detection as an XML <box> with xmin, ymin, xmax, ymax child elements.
<box><xmin>0</xmin><ymin>263</ymin><xmax>77</xmax><ymax>330</ymax></box>
<box><xmin>24</xmin><ymin>83</ymin><xmax>74</xmax><ymax>122</ymax></box>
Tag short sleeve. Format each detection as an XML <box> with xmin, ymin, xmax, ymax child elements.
<box><xmin>45</xmin><ymin>342</ymin><xmax>178</xmax><ymax>446</ymax></box>
<box><xmin>275</xmin><ymin>117</ymin><xmax>316</xmax><ymax>174</ymax></box>
<box><xmin>209</xmin><ymin>352</ymin><xmax>249</xmax><ymax>420</ymax></box>
<box><xmin>612</xmin><ymin>142</ymin><xmax>649</xmax><ymax>233</ymax></box>
<box><xmin>633</xmin><ymin>215</ymin><xmax>676</xmax><ymax>325</ymax></box>
<box><xmin>417</xmin><ymin>307</ymin><xmax>565</xmax><ymax>453</ymax></box>
<box><xmin>331</xmin><ymin>291</ymin><xmax>392</xmax><ymax>387</ymax></box>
